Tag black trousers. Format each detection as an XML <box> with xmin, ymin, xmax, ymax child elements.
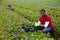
<box><xmin>34</xmin><ymin>26</ymin><xmax>45</xmax><ymax>31</ymax></box>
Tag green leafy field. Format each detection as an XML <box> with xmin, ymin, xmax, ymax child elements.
<box><xmin>0</xmin><ymin>0</ymin><xmax>60</xmax><ymax>40</ymax></box>
<box><xmin>7</xmin><ymin>0</ymin><xmax>60</xmax><ymax>6</ymax></box>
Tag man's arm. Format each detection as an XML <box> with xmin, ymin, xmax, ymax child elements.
<box><xmin>44</xmin><ymin>22</ymin><xmax>49</xmax><ymax>28</ymax></box>
<box><xmin>38</xmin><ymin>21</ymin><xmax>41</xmax><ymax>24</ymax></box>
<box><xmin>44</xmin><ymin>16</ymin><xmax>51</xmax><ymax>28</ymax></box>
<box><xmin>39</xmin><ymin>22</ymin><xmax>49</xmax><ymax>28</ymax></box>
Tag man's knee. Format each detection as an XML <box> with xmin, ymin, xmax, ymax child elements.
<box><xmin>43</xmin><ymin>29</ymin><xmax>48</xmax><ymax>34</ymax></box>
<box><xmin>43</xmin><ymin>28</ymin><xmax>53</xmax><ymax>34</ymax></box>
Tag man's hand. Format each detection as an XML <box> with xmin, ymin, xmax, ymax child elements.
<box><xmin>40</xmin><ymin>24</ymin><xmax>44</xmax><ymax>27</ymax></box>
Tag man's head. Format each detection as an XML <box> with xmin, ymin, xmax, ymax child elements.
<box><xmin>40</xmin><ymin>9</ymin><xmax>46</xmax><ymax>16</ymax></box>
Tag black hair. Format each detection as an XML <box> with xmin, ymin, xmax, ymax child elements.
<box><xmin>40</xmin><ymin>9</ymin><xmax>46</xmax><ymax>13</ymax></box>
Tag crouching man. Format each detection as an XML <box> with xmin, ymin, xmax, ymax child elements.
<box><xmin>22</xmin><ymin>9</ymin><xmax>54</xmax><ymax>34</ymax></box>
<box><xmin>7</xmin><ymin>4</ymin><xmax>14</xmax><ymax>11</ymax></box>
<box><xmin>34</xmin><ymin>9</ymin><xmax>54</xmax><ymax>34</ymax></box>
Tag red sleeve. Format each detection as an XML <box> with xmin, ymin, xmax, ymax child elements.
<box><xmin>38</xmin><ymin>16</ymin><xmax>41</xmax><ymax>21</ymax></box>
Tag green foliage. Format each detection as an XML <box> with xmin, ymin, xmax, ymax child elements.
<box><xmin>0</xmin><ymin>0</ymin><xmax>60</xmax><ymax>40</ymax></box>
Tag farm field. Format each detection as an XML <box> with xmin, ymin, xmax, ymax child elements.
<box><xmin>0</xmin><ymin>0</ymin><xmax>60</xmax><ymax>40</ymax></box>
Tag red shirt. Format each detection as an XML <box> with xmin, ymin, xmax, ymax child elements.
<box><xmin>39</xmin><ymin>14</ymin><xmax>53</xmax><ymax>28</ymax></box>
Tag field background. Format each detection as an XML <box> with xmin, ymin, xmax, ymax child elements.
<box><xmin>0</xmin><ymin>0</ymin><xmax>60</xmax><ymax>40</ymax></box>
<box><xmin>7</xmin><ymin>0</ymin><xmax>60</xmax><ymax>6</ymax></box>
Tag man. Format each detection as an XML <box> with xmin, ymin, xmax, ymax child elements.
<box><xmin>34</xmin><ymin>9</ymin><xmax>54</xmax><ymax>34</ymax></box>
<box><xmin>7</xmin><ymin>4</ymin><xmax>14</xmax><ymax>11</ymax></box>
<box><xmin>22</xmin><ymin>9</ymin><xmax>53</xmax><ymax>34</ymax></box>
